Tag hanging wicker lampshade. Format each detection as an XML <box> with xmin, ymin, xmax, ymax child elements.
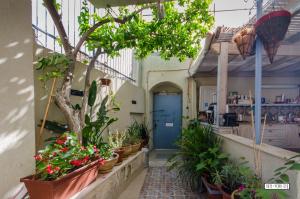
<box><xmin>233</xmin><ymin>27</ymin><xmax>256</xmax><ymax>59</ymax></box>
<box><xmin>255</xmin><ymin>10</ymin><xmax>291</xmax><ymax>63</ymax></box>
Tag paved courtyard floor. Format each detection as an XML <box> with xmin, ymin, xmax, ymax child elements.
<box><xmin>118</xmin><ymin>150</ymin><xmax>207</xmax><ymax>199</ymax></box>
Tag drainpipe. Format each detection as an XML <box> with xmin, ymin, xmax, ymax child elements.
<box><xmin>255</xmin><ymin>0</ymin><xmax>263</xmax><ymax>144</ymax></box>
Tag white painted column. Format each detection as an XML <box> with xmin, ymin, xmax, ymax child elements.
<box><xmin>0</xmin><ymin>0</ymin><xmax>35</xmax><ymax>198</ymax></box>
<box><xmin>216</xmin><ymin>42</ymin><xmax>229</xmax><ymax>126</ymax></box>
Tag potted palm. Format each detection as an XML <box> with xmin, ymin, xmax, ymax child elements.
<box><xmin>108</xmin><ymin>130</ymin><xmax>127</xmax><ymax>165</ymax></box>
<box><xmin>20</xmin><ymin>132</ymin><xmax>103</xmax><ymax>199</ymax></box>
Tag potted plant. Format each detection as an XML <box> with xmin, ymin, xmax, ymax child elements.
<box><xmin>109</xmin><ymin>130</ymin><xmax>127</xmax><ymax>165</ymax></box>
<box><xmin>212</xmin><ymin>160</ymin><xmax>250</xmax><ymax>199</ymax></box>
<box><xmin>20</xmin><ymin>132</ymin><xmax>104</xmax><ymax>199</ymax></box>
<box><xmin>125</xmin><ymin>122</ymin><xmax>142</xmax><ymax>155</ymax></box>
<box><xmin>98</xmin><ymin>143</ymin><xmax>119</xmax><ymax>174</ymax></box>
<box><xmin>139</xmin><ymin>122</ymin><xmax>150</xmax><ymax>148</ymax></box>
<box><xmin>82</xmin><ymin>81</ymin><xmax>120</xmax><ymax>173</ymax></box>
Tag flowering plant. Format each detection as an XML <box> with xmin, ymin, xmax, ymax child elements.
<box><xmin>35</xmin><ymin>132</ymin><xmax>104</xmax><ymax>181</ymax></box>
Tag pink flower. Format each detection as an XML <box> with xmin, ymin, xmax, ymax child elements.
<box><xmin>238</xmin><ymin>184</ymin><xmax>246</xmax><ymax>191</ymax></box>
<box><xmin>34</xmin><ymin>154</ymin><xmax>43</xmax><ymax>161</ymax></box>
<box><xmin>46</xmin><ymin>165</ymin><xmax>54</xmax><ymax>174</ymax></box>
<box><xmin>98</xmin><ymin>158</ymin><xmax>106</xmax><ymax>166</ymax></box>
<box><xmin>93</xmin><ymin>146</ymin><xmax>99</xmax><ymax>153</ymax></box>
<box><xmin>60</xmin><ymin>147</ymin><xmax>69</xmax><ymax>153</ymax></box>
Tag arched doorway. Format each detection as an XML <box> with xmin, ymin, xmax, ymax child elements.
<box><xmin>151</xmin><ymin>82</ymin><xmax>182</xmax><ymax>149</ymax></box>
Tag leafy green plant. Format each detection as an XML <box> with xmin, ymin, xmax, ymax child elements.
<box><xmin>35</xmin><ymin>132</ymin><xmax>101</xmax><ymax>181</ymax></box>
<box><xmin>254</xmin><ymin>154</ymin><xmax>300</xmax><ymax>199</ymax></box>
<box><xmin>212</xmin><ymin>159</ymin><xmax>254</xmax><ymax>195</ymax></box>
<box><xmin>168</xmin><ymin>122</ymin><xmax>227</xmax><ymax>190</ymax></box>
<box><xmin>108</xmin><ymin>130</ymin><xmax>126</xmax><ymax>149</ymax></box>
<box><xmin>82</xmin><ymin>80</ymin><xmax>120</xmax><ymax>153</ymax></box>
<box><xmin>36</xmin><ymin>53</ymin><xmax>70</xmax><ymax>86</ymax></box>
<box><xmin>123</xmin><ymin>121</ymin><xmax>142</xmax><ymax>145</ymax></box>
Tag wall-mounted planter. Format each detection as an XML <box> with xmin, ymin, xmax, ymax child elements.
<box><xmin>20</xmin><ymin>160</ymin><xmax>99</xmax><ymax>199</ymax></box>
<box><xmin>255</xmin><ymin>10</ymin><xmax>291</xmax><ymax>63</ymax></box>
<box><xmin>100</xmin><ymin>78</ymin><xmax>111</xmax><ymax>86</ymax></box>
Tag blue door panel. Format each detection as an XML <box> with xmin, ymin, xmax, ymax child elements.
<box><xmin>153</xmin><ymin>94</ymin><xmax>182</xmax><ymax>149</ymax></box>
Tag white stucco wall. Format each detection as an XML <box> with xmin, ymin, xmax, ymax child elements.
<box><xmin>219</xmin><ymin>133</ymin><xmax>300</xmax><ymax>199</ymax></box>
<box><xmin>141</xmin><ymin>54</ymin><xmax>198</xmax><ymax>148</ymax></box>
<box><xmin>0</xmin><ymin>0</ymin><xmax>35</xmax><ymax>198</ymax></box>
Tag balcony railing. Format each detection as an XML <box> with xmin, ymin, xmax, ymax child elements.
<box><xmin>32</xmin><ymin>0</ymin><xmax>135</xmax><ymax>82</ymax></box>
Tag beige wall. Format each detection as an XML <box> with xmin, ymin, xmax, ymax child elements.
<box><xmin>141</xmin><ymin>54</ymin><xmax>197</xmax><ymax>148</ymax></box>
<box><xmin>34</xmin><ymin>46</ymin><xmax>145</xmax><ymax>147</ymax></box>
<box><xmin>196</xmin><ymin>76</ymin><xmax>300</xmax><ymax>103</ymax></box>
<box><xmin>0</xmin><ymin>0</ymin><xmax>36</xmax><ymax>198</ymax></box>
<box><xmin>219</xmin><ymin>133</ymin><xmax>300</xmax><ymax>199</ymax></box>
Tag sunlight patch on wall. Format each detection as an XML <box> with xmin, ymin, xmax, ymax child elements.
<box><xmin>0</xmin><ymin>130</ymin><xmax>28</xmax><ymax>155</ymax></box>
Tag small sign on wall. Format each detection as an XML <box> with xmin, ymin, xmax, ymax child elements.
<box><xmin>165</xmin><ymin>123</ymin><xmax>174</xmax><ymax>127</ymax></box>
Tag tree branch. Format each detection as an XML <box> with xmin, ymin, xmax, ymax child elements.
<box><xmin>43</xmin><ymin>0</ymin><xmax>72</xmax><ymax>55</ymax></box>
<box><xmin>80</xmin><ymin>48</ymin><xmax>104</xmax><ymax>127</ymax></box>
<box><xmin>73</xmin><ymin>5</ymin><xmax>152</xmax><ymax>56</ymax></box>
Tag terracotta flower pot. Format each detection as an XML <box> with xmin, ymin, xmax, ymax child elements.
<box><xmin>201</xmin><ymin>176</ymin><xmax>222</xmax><ymax>199</ymax></box>
<box><xmin>20</xmin><ymin>160</ymin><xmax>99</xmax><ymax>199</ymax></box>
<box><xmin>130</xmin><ymin>142</ymin><xmax>141</xmax><ymax>155</ymax></box>
<box><xmin>100</xmin><ymin>78</ymin><xmax>111</xmax><ymax>86</ymax></box>
<box><xmin>99</xmin><ymin>153</ymin><xmax>119</xmax><ymax>174</ymax></box>
<box><xmin>122</xmin><ymin>145</ymin><xmax>132</xmax><ymax>159</ymax></box>
<box><xmin>218</xmin><ymin>186</ymin><xmax>233</xmax><ymax>199</ymax></box>
<box><xmin>114</xmin><ymin>147</ymin><xmax>125</xmax><ymax>166</ymax></box>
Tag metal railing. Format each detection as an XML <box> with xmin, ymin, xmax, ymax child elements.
<box><xmin>32</xmin><ymin>0</ymin><xmax>135</xmax><ymax>82</ymax></box>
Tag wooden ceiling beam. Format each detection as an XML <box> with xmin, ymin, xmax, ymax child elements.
<box><xmin>211</xmin><ymin>42</ymin><xmax>300</xmax><ymax>56</ymax></box>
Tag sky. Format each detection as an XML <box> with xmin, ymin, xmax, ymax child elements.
<box><xmin>211</xmin><ymin>0</ymin><xmax>257</xmax><ymax>28</ymax></box>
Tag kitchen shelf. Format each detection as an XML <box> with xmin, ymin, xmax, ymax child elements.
<box><xmin>228</xmin><ymin>104</ymin><xmax>300</xmax><ymax>107</ymax></box>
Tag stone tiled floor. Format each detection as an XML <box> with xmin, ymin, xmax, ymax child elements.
<box><xmin>138</xmin><ymin>167</ymin><xmax>206</xmax><ymax>199</ymax></box>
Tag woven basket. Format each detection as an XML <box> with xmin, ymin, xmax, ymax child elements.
<box><xmin>255</xmin><ymin>10</ymin><xmax>291</xmax><ymax>63</ymax></box>
<box><xmin>233</xmin><ymin>27</ymin><xmax>256</xmax><ymax>59</ymax></box>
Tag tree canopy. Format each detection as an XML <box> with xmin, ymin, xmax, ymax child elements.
<box><xmin>78</xmin><ymin>0</ymin><xmax>214</xmax><ymax>61</ymax></box>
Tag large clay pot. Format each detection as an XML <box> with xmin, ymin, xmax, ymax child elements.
<box><xmin>201</xmin><ymin>176</ymin><xmax>222</xmax><ymax>199</ymax></box>
<box><xmin>20</xmin><ymin>160</ymin><xmax>99</xmax><ymax>199</ymax></box>
<box><xmin>99</xmin><ymin>153</ymin><xmax>119</xmax><ymax>174</ymax></box>
<box><xmin>218</xmin><ymin>186</ymin><xmax>233</xmax><ymax>199</ymax></box>
<box><xmin>122</xmin><ymin>145</ymin><xmax>132</xmax><ymax>159</ymax></box>
<box><xmin>130</xmin><ymin>142</ymin><xmax>141</xmax><ymax>155</ymax></box>
<box><xmin>114</xmin><ymin>147</ymin><xmax>125</xmax><ymax>166</ymax></box>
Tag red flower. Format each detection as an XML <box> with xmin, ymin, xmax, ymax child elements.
<box><xmin>56</xmin><ymin>136</ymin><xmax>67</xmax><ymax>145</ymax></box>
<box><xmin>52</xmin><ymin>152</ymin><xmax>57</xmax><ymax>156</ymax></box>
<box><xmin>93</xmin><ymin>146</ymin><xmax>99</xmax><ymax>153</ymax></box>
<box><xmin>34</xmin><ymin>154</ymin><xmax>42</xmax><ymax>161</ymax></box>
<box><xmin>54</xmin><ymin>166</ymin><xmax>60</xmax><ymax>171</ymax></box>
<box><xmin>98</xmin><ymin>158</ymin><xmax>106</xmax><ymax>166</ymax></box>
<box><xmin>60</xmin><ymin>147</ymin><xmax>69</xmax><ymax>153</ymax></box>
<box><xmin>46</xmin><ymin>165</ymin><xmax>54</xmax><ymax>174</ymax></box>
<box><xmin>70</xmin><ymin>159</ymin><xmax>82</xmax><ymax>166</ymax></box>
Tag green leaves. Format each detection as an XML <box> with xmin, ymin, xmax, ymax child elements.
<box><xmin>88</xmin><ymin>80</ymin><xmax>97</xmax><ymax>107</ymax></box>
<box><xmin>78</xmin><ymin>0</ymin><xmax>214</xmax><ymax>62</ymax></box>
<box><xmin>36</xmin><ymin>53</ymin><xmax>70</xmax><ymax>86</ymax></box>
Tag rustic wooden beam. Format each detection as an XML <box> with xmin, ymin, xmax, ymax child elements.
<box><xmin>211</xmin><ymin>42</ymin><xmax>300</xmax><ymax>56</ymax></box>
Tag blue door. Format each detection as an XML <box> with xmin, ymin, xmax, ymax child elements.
<box><xmin>153</xmin><ymin>93</ymin><xmax>182</xmax><ymax>149</ymax></box>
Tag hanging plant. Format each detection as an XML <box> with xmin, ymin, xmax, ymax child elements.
<box><xmin>255</xmin><ymin>10</ymin><xmax>291</xmax><ymax>63</ymax></box>
<box><xmin>233</xmin><ymin>27</ymin><xmax>256</xmax><ymax>59</ymax></box>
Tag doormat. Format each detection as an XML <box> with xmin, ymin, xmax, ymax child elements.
<box><xmin>138</xmin><ymin>167</ymin><xmax>206</xmax><ymax>199</ymax></box>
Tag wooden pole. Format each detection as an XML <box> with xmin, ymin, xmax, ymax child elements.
<box><xmin>38</xmin><ymin>78</ymin><xmax>57</xmax><ymax>148</ymax></box>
